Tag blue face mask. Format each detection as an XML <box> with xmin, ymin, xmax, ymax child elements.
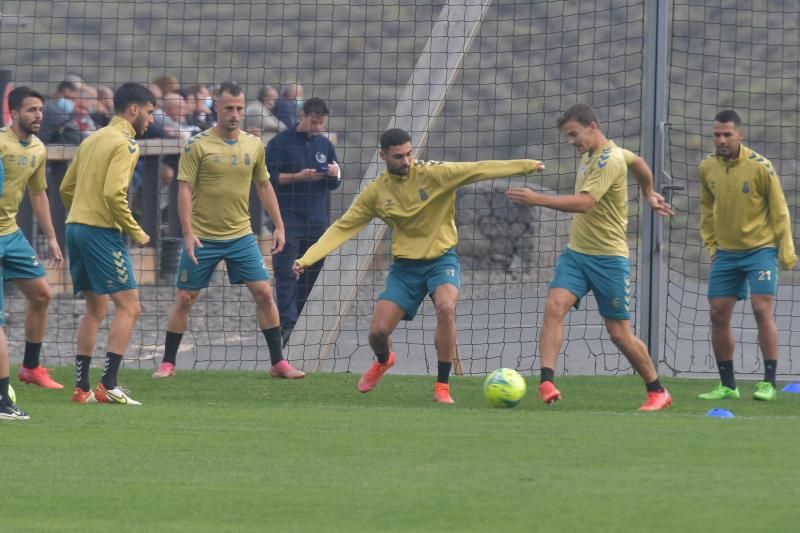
<box><xmin>56</xmin><ymin>97</ymin><xmax>74</xmax><ymax>114</ymax></box>
<box><xmin>295</xmin><ymin>98</ymin><xmax>304</xmax><ymax>110</ymax></box>
<box><xmin>204</xmin><ymin>97</ymin><xmax>213</xmax><ymax>109</ymax></box>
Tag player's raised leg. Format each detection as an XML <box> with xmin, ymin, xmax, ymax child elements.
<box><xmin>431</xmin><ymin>283</ymin><xmax>458</xmax><ymax>404</ymax></box>
<box><xmin>360</xmin><ymin>300</ymin><xmax>405</xmax><ymax>393</ymax></box>
<box><xmin>247</xmin><ymin>280</ymin><xmax>305</xmax><ymax>379</ymax></box>
<box><xmin>15</xmin><ymin>277</ymin><xmax>63</xmax><ymax>389</ymax></box>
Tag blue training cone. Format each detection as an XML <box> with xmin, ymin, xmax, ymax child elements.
<box><xmin>706</xmin><ymin>408</ymin><xmax>735</xmax><ymax>418</ymax></box>
<box><xmin>781</xmin><ymin>383</ymin><xmax>800</xmax><ymax>394</ymax></box>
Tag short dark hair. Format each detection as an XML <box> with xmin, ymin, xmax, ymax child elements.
<box><xmin>556</xmin><ymin>103</ymin><xmax>600</xmax><ymax>129</ymax></box>
<box><xmin>302</xmin><ymin>97</ymin><xmax>329</xmax><ymax>116</ymax></box>
<box><xmin>7</xmin><ymin>86</ymin><xmax>44</xmax><ymax>111</ymax></box>
<box><xmin>379</xmin><ymin>128</ymin><xmax>412</xmax><ymax>151</ymax></box>
<box><xmin>714</xmin><ymin>110</ymin><xmax>741</xmax><ymax>126</ymax></box>
<box><xmin>113</xmin><ymin>82</ymin><xmax>156</xmax><ymax>114</ymax></box>
<box><xmin>217</xmin><ymin>81</ymin><xmax>244</xmax><ymax>98</ymax></box>
<box><xmin>56</xmin><ymin>80</ymin><xmax>78</xmax><ymax>94</ymax></box>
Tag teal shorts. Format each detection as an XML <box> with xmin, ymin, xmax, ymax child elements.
<box><xmin>550</xmin><ymin>248</ymin><xmax>631</xmax><ymax>320</ymax></box>
<box><xmin>379</xmin><ymin>249</ymin><xmax>461</xmax><ymax>321</ymax></box>
<box><xmin>708</xmin><ymin>247</ymin><xmax>778</xmax><ymax>300</ymax></box>
<box><xmin>66</xmin><ymin>223</ymin><xmax>137</xmax><ymax>295</ymax></box>
<box><xmin>177</xmin><ymin>234</ymin><xmax>269</xmax><ymax>290</ymax></box>
<box><xmin>0</xmin><ymin>229</ymin><xmax>47</xmax><ymax>325</ymax></box>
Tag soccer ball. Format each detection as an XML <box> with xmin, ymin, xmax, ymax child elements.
<box><xmin>7</xmin><ymin>384</ymin><xmax>15</xmax><ymax>404</ymax></box>
<box><xmin>483</xmin><ymin>368</ymin><xmax>527</xmax><ymax>408</ymax></box>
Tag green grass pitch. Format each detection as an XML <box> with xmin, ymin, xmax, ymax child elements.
<box><xmin>5</xmin><ymin>367</ymin><xmax>799</xmax><ymax>532</ymax></box>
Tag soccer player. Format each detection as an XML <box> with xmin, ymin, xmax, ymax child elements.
<box><xmin>696</xmin><ymin>110</ymin><xmax>796</xmax><ymax>401</ymax></box>
<box><xmin>267</xmin><ymin>97</ymin><xmax>341</xmax><ymax>346</ymax></box>
<box><xmin>0</xmin><ymin>88</ymin><xmax>65</xmax><ymax>401</ymax></box>
<box><xmin>292</xmin><ymin>128</ymin><xmax>545</xmax><ymax>403</ymax></box>
<box><xmin>59</xmin><ymin>82</ymin><xmax>156</xmax><ymax>405</ymax></box>
<box><xmin>506</xmin><ymin>103</ymin><xmax>673</xmax><ymax>411</ymax></box>
<box><xmin>152</xmin><ymin>82</ymin><xmax>304</xmax><ymax>380</ymax></box>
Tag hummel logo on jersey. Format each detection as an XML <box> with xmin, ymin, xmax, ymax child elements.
<box><xmin>385</xmin><ymin>198</ymin><xmax>394</xmax><ymax>207</ymax></box>
<box><xmin>128</xmin><ymin>146</ymin><xmax>137</xmax><ymax>154</ymax></box>
<box><xmin>419</xmin><ymin>188</ymin><xmax>428</xmax><ymax>201</ymax></box>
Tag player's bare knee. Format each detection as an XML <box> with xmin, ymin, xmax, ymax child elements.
<box><xmin>751</xmin><ymin>303</ymin><xmax>774</xmax><ymax>325</ymax></box>
<box><xmin>435</xmin><ymin>302</ymin><xmax>456</xmax><ymax>324</ymax></box>
<box><xmin>29</xmin><ymin>286</ymin><xmax>52</xmax><ymax>308</ymax></box>
<box><xmin>544</xmin><ymin>298</ymin><xmax>570</xmax><ymax>321</ymax></box>
<box><xmin>175</xmin><ymin>290</ymin><xmax>199</xmax><ymax>310</ymax></box>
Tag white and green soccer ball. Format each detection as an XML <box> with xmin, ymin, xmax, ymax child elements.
<box><xmin>8</xmin><ymin>383</ymin><xmax>16</xmax><ymax>404</ymax></box>
<box><xmin>483</xmin><ymin>368</ymin><xmax>527</xmax><ymax>408</ymax></box>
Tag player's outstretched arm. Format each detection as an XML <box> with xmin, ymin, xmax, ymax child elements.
<box><xmin>506</xmin><ymin>187</ymin><xmax>596</xmax><ymax>213</ymax></box>
<box><xmin>430</xmin><ymin>159</ymin><xmax>545</xmax><ymax>190</ymax></box>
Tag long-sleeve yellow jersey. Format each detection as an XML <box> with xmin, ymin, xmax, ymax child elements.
<box><xmin>296</xmin><ymin>159</ymin><xmax>541</xmax><ymax>267</ymax></box>
<box><xmin>59</xmin><ymin>116</ymin><xmax>146</xmax><ymax>243</ymax></box>
<box><xmin>698</xmin><ymin>144</ymin><xmax>796</xmax><ymax>269</ymax></box>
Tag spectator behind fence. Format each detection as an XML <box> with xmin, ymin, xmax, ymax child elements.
<box><xmin>244</xmin><ymin>84</ymin><xmax>286</xmax><ymax>145</ymax></box>
<box><xmin>74</xmin><ymin>84</ymin><xmax>98</xmax><ymax>139</ymax></box>
<box><xmin>273</xmin><ymin>82</ymin><xmax>304</xmax><ymax>129</ymax></box>
<box><xmin>266</xmin><ymin>97</ymin><xmax>340</xmax><ymax>346</ymax></box>
<box><xmin>39</xmin><ymin>80</ymin><xmax>81</xmax><ymax>144</ymax></box>
<box><xmin>91</xmin><ymin>85</ymin><xmax>114</xmax><ymax>127</ymax></box>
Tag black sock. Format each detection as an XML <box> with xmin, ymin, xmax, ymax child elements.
<box><xmin>437</xmin><ymin>361</ymin><xmax>452</xmax><ymax>384</ymax></box>
<box><xmin>764</xmin><ymin>359</ymin><xmax>778</xmax><ymax>386</ymax></box>
<box><xmin>75</xmin><ymin>355</ymin><xmax>91</xmax><ymax>391</ymax></box>
<box><xmin>645</xmin><ymin>379</ymin><xmax>664</xmax><ymax>392</ymax></box>
<box><xmin>162</xmin><ymin>331</ymin><xmax>183</xmax><ymax>366</ymax></box>
<box><xmin>100</xmin><ymin>352</ymin><xmax>123</xmax><ymax>390</ymax></box>
<box><xmin>375</xmin><ymin>351</ymin><xmax>390</xmax><ymax>364</ymax></box>
<box><xmin>717</xmin><ymin>360</ymin><xmax>736</xmax><ymax>389</ymax></box>
<box><xmin>0</xmin><ymin>377</ymin><xmax>10</xmax><ymax>405</ymax></box>
<box><xmin>262</xmin><ymin>327</ymin><xmax>284</xmax><ymax>366</ymax></box>
<box><xmin>22</xmin><ymin>341</ymin><xmax>43</xmax><ymax>370</ymax></box>
<box><xmin>540</xmin><ymin>367</ymin><xmax>555</xmax><ymax>384</ymax></box>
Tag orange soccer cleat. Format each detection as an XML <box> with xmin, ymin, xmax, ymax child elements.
<box><xmin>152</xmin><ymin>362</ymin><xmax>176</xmax><ymax>379</ymax></box>
<box><xmin>538</xmin><ymin>381</ymin><xmax>561</xmax><ymax>405</ymax></box>
<box><xmin>433</xmin><ymin>382</ymin><xmax>455</xmax><ymax>404</ymax></box>
<box><xmin>639</xmin><ymin>389</ymin><xmax>672</xmax><ymax>411</ymax></box>
<box><xmin>18</xmin><ymin>366</ymin><xmax>64</xmax><ymax>389</ymax></box>
<box><xmin>71</xmin><ymin>387</ymin><xmax>96</xmax><ymax>404</ymax></box>
<box><xmin>357</xmin><ymin>352</ymin><xmax>396</xmax><ymax>393</ymax></box>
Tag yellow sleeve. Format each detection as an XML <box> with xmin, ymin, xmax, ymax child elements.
<box><xmin>177</xmin><ymin>141</ymin><xmax>201</xmax><ymax>184</ymax></box>
<box><xmin>425</xmin><ymin>159</ymin><xmax>541</xmax><ymax>190</ymax></box>
<box><xmin>698</xmin><ymin>163</ymin><xmax>717</xmax><ymax>259</ymax></box>
<box><xmin>297</xmin><ymin>186</ymin><xmax>377</xmax><ymax>267</ymax></box>
<box><xmin>765</xmin><ymin>167</ymin><xmax>797</xmax><ymax>270</ymax></box>
<box><xmin>253</xmin><ymin>144</ymin><xmax>269</xmax><ymax>185</ymax></box>
<box><xmin>103</xmin><ymin>145</ymin><xmax>146</xmax><ymax>243</ymax></box>
<box><xmin>620</xmin><ymin>148</ymin><xmax>637</xmax><ymax>166</ymax></box>
<box><xmin>29</xmin><ymin>149</ymin><xmax>47</xmax><ymax>193</ymax></box>
<box><xmin>59</xmin><ymin>151</ymin><xmax>79</xmax><ymax>212</ymax></box>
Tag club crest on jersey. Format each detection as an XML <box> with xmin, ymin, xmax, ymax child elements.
<box><xmin>418</xmin><ymin>188</ymin><xmax>428</xmax><ymax>201</ymax></box>
<box><xmin>244</xmin><ymin>153</ymin><xmax>251</xmax><ymax>166</ymax></box>
<box><xmin>316</xmin><ymin>152</ymin><xmax>327</xmax><ymax>164</ymax></box>
<box><xmin>742</xmin><ymin>181</ymin><xmax>750</xmax><ymax>193</ymax></box>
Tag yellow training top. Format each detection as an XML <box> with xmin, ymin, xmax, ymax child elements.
<box><xmin>699</xmin><ymin>144</ymin><xmax>796</xmax><ymax>269</ymax></box>
<box><xmin>0</xmin><ymin>127</ymin><xmax>47</xmax><ymax>235</ymax></box>
<box><xmin>178</xmin><ymin>128</ymin><xmax>269</xmax><ymax>240</ymax></box>
<box><xmin>297</xmin><ymin>159</ymin><xmax>541</xmax><ymax>266</ymax></box>
<box><xmin>568</xmin><ymin>140</ymin><xmax>630</xmax><ymax>257</ymax></box>
<box><xmin>59</xmin><ymin>116</ymin><xmax>146</xmax><ymax>243</ymax></box>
